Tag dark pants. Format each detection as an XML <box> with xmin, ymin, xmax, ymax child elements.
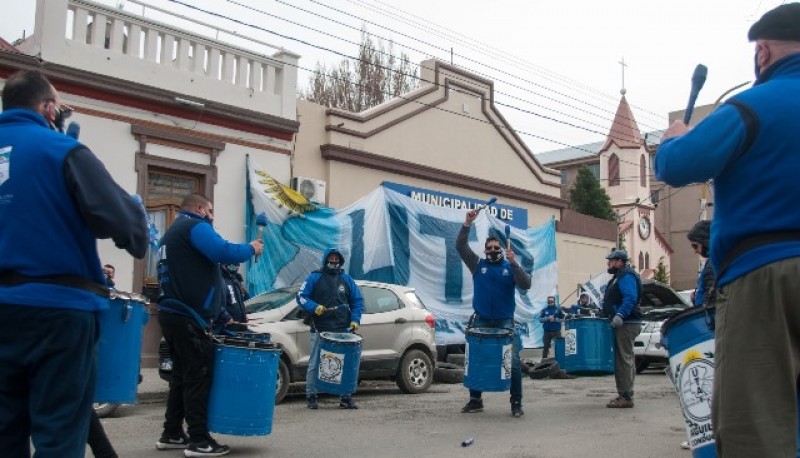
<box><xmin>87</xmin><ymin>410</ymin><xmax>117</xmax><ymax>458</ymax></box>
<box><xmin>541</xmin><ymin>330</ymin><xmax>560</xmax><ymax>359</ymax></box>
<box><xmin>159</xmin><ymin>312</ymin><xmax>215</xmax><ymax>443</ymax></box>
<box><xmin>0</xmin><ymin>304</ymin><xmax>97</xmax><ymax>458</ymax></box>
<box><xmin>467</xmin><ymin>317</ymin><xmax>523</xmax><ymax>405</ymax></box>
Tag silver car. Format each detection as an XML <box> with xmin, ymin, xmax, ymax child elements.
<box><xmin>245</xmin><ymin>280</ymin><xmax>437</xmax><ymax>403</ymax></box>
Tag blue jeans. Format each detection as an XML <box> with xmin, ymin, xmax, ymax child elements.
<box><xmin>0</xmin><ymin>304</ymin><xmax>97</xmax><ymax>458</ymax></box>
<box><xmin>306</xmin><ymin>331</ymin><xmax>352</xmax><ymax>399</ymax></box>
<box><xmin>468</xmin><ymin>316</ymin><xmax>523</xmax><ymax>405</ymax></box>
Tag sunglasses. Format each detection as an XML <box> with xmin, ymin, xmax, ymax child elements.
<box><xmin>485</xmin><ymin>246</ymin><xmax>502</xmax><ymax>252</ymax></box>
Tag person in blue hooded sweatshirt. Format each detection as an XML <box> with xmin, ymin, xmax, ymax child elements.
<box><xmin>297</xmin><ymin>248</ymin><xmax>364</xmax><ymax>410</ymax></box>
<box><xmin>687</xmin><ymin>220</ymin><xmax>715</xmax><ymax>308</ymax></box>
<box><xmin>456</xmin><ymin>209</ymin><xmax>532</xmax><ymax>418</ymax></box>
<box><xmin>538</xmin><ymin>296</ymin><xmax>564</xmax><ymax>359</ymax></box>
<box><xmin>656</xmin><ymin>4</ymin><xmax>800</xmax><ymax>455</ymax></box>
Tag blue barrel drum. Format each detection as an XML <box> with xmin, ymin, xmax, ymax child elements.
<box><xmin>661</xmin><ymin>307</ymin><xmax>716</xmax><ymax>458</ymax></box>
<box><xmin>554</xmin><ymin>337</ymin><xmax>566</xmax><ymax>369</ymax></box>
<box><xmin>563</xmin><ymin>317</ymin><xmax>615</xmax><ymax>374</ymax></box>
<box><xmin>208</xmin><ymin>334</ymin><xmax>280</xmax><ymax>436</ymax></box>
<box><xmin>95</xmin><ymin>291</ymin><xmax>148</xmax><ymax>404</ymax></box>
<box><xmin>464</xmin><ymin>327</ymin><xmax>514</xmax><ymax>392</ymax></box>
<box><xmin>317</xmin><ymin>332</ymin><xmax>363</xmax><ymax>396</ymax></box>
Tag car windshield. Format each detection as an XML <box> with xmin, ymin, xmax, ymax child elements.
<box><xmin>245</xmin><ymin>285</ymin><xmax>300</xmax><ymax>314</ymax></box>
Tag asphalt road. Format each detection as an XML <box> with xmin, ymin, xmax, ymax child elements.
<box><xmin>90</xmin><ymin>365</ymin><xmax>690</xmax><ymax>458</ymax></box>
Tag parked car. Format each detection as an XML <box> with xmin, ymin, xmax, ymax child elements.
<box><xmin>634</xmin><ymin>279</ymin><xmax>690</xmax><ymax>373</ymax></box>
<box><xmin>159</xmin><ymin>280</ymin><xmax>437</xmax><ymax>403</ymax></box>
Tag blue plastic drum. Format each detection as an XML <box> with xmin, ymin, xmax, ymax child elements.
<box><xmin>95</xmin><ymin>292</ymin><xmax>148</xmax><ymax>404</ymax></box>
<box><xmin>208</xmin><ymin>335</ymin><xmax>280</xmax><ymax>436</ymax></box>
<box><xmin>661</xmin><ymin>307</ymin><xmax>716</xmax><ymax>458</ymax></box>
<box><xmin>317</xmin><ymin>332</ymin><xmax>362</xmax><ymax>396</ymax></box>
<box><xmin>563</xmin><ymin>317</ymin><xmax>614</xmax><ymax>374</ymax></box>
<box><xmin>464</xmin><ymin>327</ymin><xmax>514</xmax><ymax>392</ymax></box>
<box><xmin>554</xmin><ymin>337</ymin><xmax>566</xmax><ymax>369</ymax></box>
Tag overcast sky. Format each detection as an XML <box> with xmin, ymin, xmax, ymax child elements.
<box><xmin>0</xmin><ymin>0</ymin><xmax>784</xmax><ymax>153</ymax></box>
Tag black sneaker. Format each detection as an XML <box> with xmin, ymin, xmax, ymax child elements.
<box><xmin>511</xmin><ymin>402</ymin><xmax>524</xmax><ymax>418</ymax></box>
<box><xmin>183</xmin><ymin>438</ymin><xmax>230</xmax><ymax>457</ymax></box>
<box><xmin>156</xmin><ymin>432</ymin><xmax>189</xmax><ymax>450</ymax></box>
<box><xmin>339</xmin><ymin>397</ymin><xmax>358</xmax><ymax>409</ymax></box>
<box><xmin>461</xmin><ymin>399</ymin><xmax>484</xmax><ymax>413</ymax></box>
<box><xmin>307</xmin><ymin>395</ymin><xmax>318</xmax><ymax>409</ymax></box>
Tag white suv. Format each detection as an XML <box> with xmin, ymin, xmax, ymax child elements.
<box><xmin>633</xmin><ymin>280</ymin><xmax>690</xmax><ymax>373</ymax></box>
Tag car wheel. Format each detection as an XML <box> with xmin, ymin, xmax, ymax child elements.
<box><xmin>433</xmin><ymin>362</ymin><xmax>464</xmax><ymax>384</ymax></box>
<box><xmin>275</xmin><ymin>359</ymin><xmax>290</xmax><ymax>404</ymax></box>
<box><xmin>93</xmin><ymin>402</ymin><xmax>119</xmax><ymax>418</ymax></box>
<box><xmin>635</xmin><ymin>357</ymin><xmax>650</xmax><ymax>374</ymax></box>
<box><xmin>396</xmin><ymin>349</ymin><xmax>433</xmax><ymax>394</ymax></box>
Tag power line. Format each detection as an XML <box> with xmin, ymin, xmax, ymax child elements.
<box><xmin>345</xmin><ymin>0</ymin><xmax>668</xmax><ymax>124</ymax></box>
<box><xmin>295</xmin><ymin>0</ymin><xmax>667</xmax><ymax>133</ymax></box>
<box><xmin>219</xmin><ymin>0</ymin><xmax>655</xmax><ymax>147</ymax></box>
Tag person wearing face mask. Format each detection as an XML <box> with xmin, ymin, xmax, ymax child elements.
<box><xmin>569</xmin><ymin>293</ymin><xmax>597</xmax><ymax>316</ymax></box>
<box><xmin>456</xmin><ymin>209</ymin><xmax>532</xmax><ymax>418</ymax></box>
<box><xmin>655</xmin><ymin>4</ymin><xmax>800</xmax><ymax>455</ymax></box>
<box><xmin>601</xmin><ymin>249</ymin><xmax>642</xmax><ymax>409</ymax></box>
<box><xmin>297</xmin><ymin>248</ymin><xmax>364</xmax><ymax>410</ymax></box>
<box><xmin>0</xmin><ymin>70</ymin><xmax>147</xmax><ymax>458</ymax></box>
<box><xmin>155</xmin><ymin>193</ymin><xmax>263</xmax><ymax>457</ymax></box>
<box><xmin>538</xmin><ymin>296</ymin><xmax>564</xmax><ymax>359</ymax></box>
<box><xmin>687</xmin><ymin>220</ymin><xmax>715</xmax><ymax>308</ymax></box>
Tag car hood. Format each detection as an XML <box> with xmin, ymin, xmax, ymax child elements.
<box><xmin>640</xmin><ymin>279</ymin><xmax>689</xmax><ymax>321</ymax></box>
<box><xmin>247</xmin><ymin>303</ymin><xmax>294</xmax><ymax>324</ymax></box>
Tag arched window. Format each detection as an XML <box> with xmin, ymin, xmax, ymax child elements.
<box><xmin>609</xmin><ymin>154</ymin><xmax>620</xmax><ymax>187</ymax></box>
<box><xmin>638</xmin><ymin>252</ymin><xmax>644</xmax><ymax>269</ymax></box>
<box><xmin>645</xmin><ymin>252</ymin><xmax>650</xmax><ymax>269</ymax></box>
<box><xmin>640</xmin><ymin>155</ymin><xmax>647</xmax><ymax>187</ymax></box>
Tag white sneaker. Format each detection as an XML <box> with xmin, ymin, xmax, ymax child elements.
<box><xmin>680</xmin><ymin>441</ymin><xmax>690</xmax><ymax>450</ymax></box>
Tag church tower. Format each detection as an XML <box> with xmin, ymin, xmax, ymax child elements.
<box><xmin>598</xmin><ymin>91</ymin><xmax>671</xmax><ymax>276</ymax></box>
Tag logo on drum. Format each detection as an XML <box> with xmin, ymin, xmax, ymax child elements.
<box><xmin>565</xmin><ymin>329</ymin><xmax>577</xmax><ymax>356</ymax></box>
<box><xmin>319</xmin><ymin>350</ymin><xmax>345</xmax><ymax>384</ymax></box>
<box><xmin>678</xmin><ymin>358</ymin><xmax>714</xmax><ymax>422</ymax></box>
<box><xmin>501</xmin><ymin>344</ymin><xmax>512</xmax><ymax>380</ymax></box>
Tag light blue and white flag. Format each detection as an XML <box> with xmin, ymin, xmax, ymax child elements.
<box><xmin>245</xmin><ymin>157</ymin><xmax>558</xmax><ymax>347</ymax></box>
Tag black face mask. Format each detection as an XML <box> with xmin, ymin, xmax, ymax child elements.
<box><xmin>487</xmin><ymin>251</ymin><xmax>504</xmax><ymax>263</ymax></box>
<box><xmin>324</xmin><ymin>260</ymin><xmax>341</xmax><ymax>273</ymax></box>
<box><xmin>547</xmin><ymin>302</ymin><xmax>555</xmax><ymax>307</ymax></box>
<box><xmin>607</xmin><ymin>267</ymin><xmax>620</xmax><ymax>275</ymax></box>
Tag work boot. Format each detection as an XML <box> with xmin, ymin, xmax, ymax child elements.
<box><xmin>339</xmin><ymin>397</ymin><xmax>358</xmax><ymax>409</ymax></box>
<box><xmin>461</xmin><ymin>399</ymin><xmax>484</xmax><ymax>413</ymax></box>
<box><xmin>307</xmin><ymin>395</ymin><xmax>318</xmax><ymax>409</ymax></box>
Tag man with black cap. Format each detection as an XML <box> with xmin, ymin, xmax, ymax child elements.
<box><xmin>601</xmin><ymin>249</ymin><xmax>642</xmax><ymax>409</ymax></box>
<box><xmin>655</xmin><ymin>3</ymin><xmax>800</xmax><ymax>456</ymax></box>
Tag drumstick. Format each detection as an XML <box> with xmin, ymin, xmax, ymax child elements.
<box><xmin>475</xmin><ymin>197</ymin><xmax>497</xmax><ymax>214</ymax></box>
<box><xmin>505</xmin><ymin>225</ymin><xmax>511</xmax><ymax>250</ymax></box>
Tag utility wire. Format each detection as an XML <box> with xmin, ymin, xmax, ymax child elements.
<box><xmin>346</xmin><ymin>0</ymin><xmax>667</xmax><ymax>124</ymax></box>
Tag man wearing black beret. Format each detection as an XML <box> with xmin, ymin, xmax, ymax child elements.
<box><xmin>655</xmin><ymin>3</ymin><xmax>800</xmax><ymax>457</ymax></box>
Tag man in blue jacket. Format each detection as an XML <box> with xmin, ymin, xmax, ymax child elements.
<box><xmin>0</xmin><ymin>70</ymin><xmax>147</xmax><ymax>458</ymax></box>
<box><xmin>456</xmin><ymin>209</ymin><xmax>532</xmax><ymax>418</ymax></box>
<box><xmin>297</xmin><ymin>248</ymin><xmax>364</xmax><ymax>410</ymax></box>
<box><xmin>655</xmin><ymin>4</ymin><xmax>800</xmax><ymax>455</ymax></box>
<box><xmin>686</xmin><ymin>220</ymin><xmax>715</xmax><ymax>308</ymax></box>
<box><xmin>539</xmin><ymin>296</ymin><xmax>564</xmax><ymax>359</ymax></box>
<box><xmin>156</xmin><ymin>193</ymin><xmax>262</xmax><ymax>457</ymax></box>
<box><xmin>601</xmin><ymin>250</ymin><xmax>642</xmax><ymax>409</ymax></box>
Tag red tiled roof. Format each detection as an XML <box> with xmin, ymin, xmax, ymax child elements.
<box><xmin>0</xmin><ymin>37</ymin><xmax>20</xmax><ymax>53</ymax></box>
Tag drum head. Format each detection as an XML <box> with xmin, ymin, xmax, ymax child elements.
<box><xmin>320</xmin><ymin>332</ymin><xmax>363</xmax><ymax>344</ymax></box>
<box><xmin>467</xmin><ymin>327</ymin><xmax>513</xmax><ymax>337</ymax></box>
<box><xmin>661</xmin><ymin>306</ymin><xmax>714</xmax><ymax>337</ymax></box>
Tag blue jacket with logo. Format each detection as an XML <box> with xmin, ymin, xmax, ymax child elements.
<box><xmin>656</xmin><ymin>53</ymin><xmax>800</xmax><ymax>286</ymax></box>
<box><xmin>456</xmin><ymin>225</ymin><xmax>532</xmax><ymax>320</ymax></box>
<box><xmin>539</xmin><ymin>305</ymin><xmax>564</xmax><ymax>332</ymax></box>
<box><xmin>0</xmin><ymin>109</ymin><xmax>147</xmax><ymax>311</ymax></box>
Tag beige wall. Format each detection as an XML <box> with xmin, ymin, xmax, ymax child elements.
<box><xmin>556</xmin><ymin>232</ymin><xmax>615</xmax><ymax>303</ymax></box>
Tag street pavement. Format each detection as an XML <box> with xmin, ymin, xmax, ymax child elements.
<box><xmin>90</xmin><ymin>358</ymin><xmax>691</xmax><ymax>458</ymax></box>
